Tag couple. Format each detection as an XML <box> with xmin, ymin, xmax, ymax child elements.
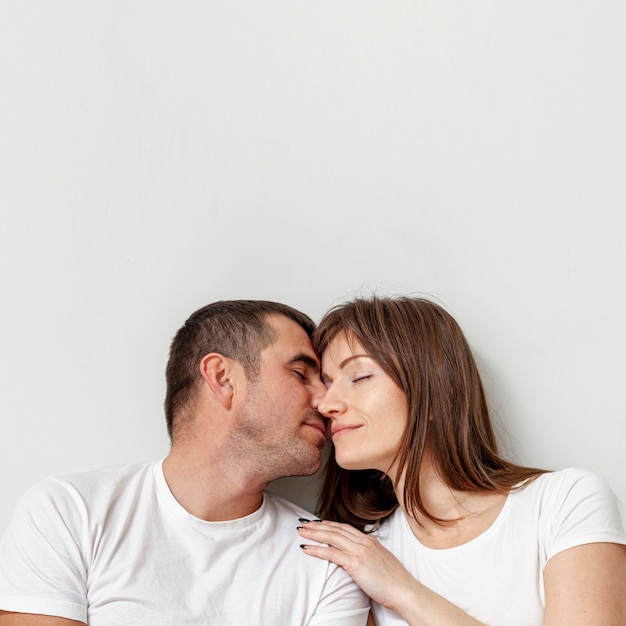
<box><xmin>1</xmin><ymin>297</ymin><xmax>624</xmax><ymax>625</ymax></box>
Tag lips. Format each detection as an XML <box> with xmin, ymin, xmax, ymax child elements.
<box><xmin>331</xmin><ymin>424</ymin><xmax>361</xmax><ymax>439</ymax></box>
<box><xmin>305</xmin><ymin>421</ymin><xmax>327</xmax><ymax>437</ymax></box>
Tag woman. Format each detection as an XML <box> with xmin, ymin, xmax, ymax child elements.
<box><xmin>298</xmin><ymin>296</ymin><xmax>626</xmax><ymax>625</ymax></box>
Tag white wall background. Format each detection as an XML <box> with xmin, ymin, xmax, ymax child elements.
<box><xmin>1</xmin><ymin>1</ymin><xmax>624</xmax><ymax>532</ymax></box>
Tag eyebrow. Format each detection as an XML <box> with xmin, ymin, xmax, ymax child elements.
<box><xmin>338</xmin><ymin>354</ymin><xmax>371</xmax><ymax>369</ymax></box>
<box><xmin>289</xmin><ymin>353</ymin><xmax>320</xmax><ymax>373</ymax></box>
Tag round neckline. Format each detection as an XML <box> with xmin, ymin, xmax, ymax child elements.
<box><xmin>153</xmin><ymin>458</ymin><xmax>266</xmax><ymax>532</ymax></box>
<box><xmin>399</xmin><ymin>490</ymin><xmax>514</xmax><ymax>554</ymax></box>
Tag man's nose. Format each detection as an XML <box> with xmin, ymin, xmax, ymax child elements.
<box><xmin>309</xmin><ymin>378</ymin><xmax>327</xmax><ymax>410</ymax></box>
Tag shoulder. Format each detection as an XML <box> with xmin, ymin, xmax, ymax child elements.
<box><xmin>518</xmin><ymin>467</ymin><xmax>619</xmax><ymax>504</ymax></box>
<box><xmin>262</xmin><ymin>491</ymin><xmax>316</xmax><ymax>521</ymax></box>
<box><xmin>260</xmin><ymin>492</ymin><xmax>368</xmax><ymax>591</ymax></box>
<box><xmin>2</xmin><ymin>461</ymin><xmax>162</xmax><ymax>566</ymax></box>
<box><xmin>16</xmin><ymin>461</ymin><xmax>157</xmax><ymax>519</ymax></box>
<box><xmin>518</xmin><ymin>468</ymin><xmax>626</xmax><ymax>559</ymax></box>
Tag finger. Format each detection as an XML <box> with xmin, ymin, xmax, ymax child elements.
<box><xmin>297</xmin><ymin>525</ymin><xmax>371</xmax><ymax>555</ymax></box>
<box><xmin>299</xmin><ymin>518</ymin><xmax>367</xmax><ymax>539</ymax></box>
<box><xmin>299</xmin><ymin>542</ymin><xmax>355</xmax><ymax>569</ymax></box>
<box><xmin>297</xmin><ymin>522</ymin><xmax>357</xmax><ymax>543</ymax></box>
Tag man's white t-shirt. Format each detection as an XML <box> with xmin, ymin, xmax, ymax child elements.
<box><xmin>0</xmin><ymin>460</ymin><xmax>369</xmax><ymax>625</ymax></box>
<box><xmin>370</xmin><ymin>468</ymin><xmax>626</xmax><ymax>626</ymax></box>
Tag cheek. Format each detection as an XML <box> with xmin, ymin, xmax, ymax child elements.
<box><xmin>384</xmin><ymin>391</ymin><xmax>408</xmax><ymax>428</ymax></box>
<box><xmin>374</xmin><ymin>410</ymin><xmax>407</xmax><ymax>450</ymax></box>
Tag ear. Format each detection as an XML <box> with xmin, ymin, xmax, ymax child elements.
<box><xmin>199</xmin><ymin>353</ymin><xmax>238</xmax><ymax>409</ymax></box>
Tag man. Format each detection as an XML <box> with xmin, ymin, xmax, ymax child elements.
<box><xmin>0</xmin><ymin>300</ymin><xmax>369</xmax><ymax>625</ymax></box>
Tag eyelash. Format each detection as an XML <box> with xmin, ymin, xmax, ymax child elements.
<box><xmin>321</xmin><ymin>373</ymin><xmax>372</xmax><ymax>387</ymax></box>
<box><xmin>294</xmin><ymin>371</ymin><xmax>307</xmax><ymax>381</ymax></box>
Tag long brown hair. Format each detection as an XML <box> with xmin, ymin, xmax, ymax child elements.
<box><xmin>314</xmin><ymin>296</ymin><xmax>546</xmax><ymax>531</ymax></box>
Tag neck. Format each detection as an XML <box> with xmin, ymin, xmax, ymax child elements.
<box><xmin>393</xmin><ymin>450</ymin><xmax>508</xmax><ymax>548</ymax></box>
<box><xmin>394</xmin><ymin>462</ymin><xmax>477</xmax><ymax>522</ymax></box>
<box><xmin>162</xmin><ymin>441</ymin><xmax>268</xmax><ymax>522</ymax></box>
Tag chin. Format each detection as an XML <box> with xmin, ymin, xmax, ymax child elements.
<box><xmin>295</xmin><ymin>451</ymin><xmax>323</xmax><ymax>476</ymax></box>
<box><xmin>334</xmin><ymin>455</ymin><xmax>369</xmax><ymax>472</ymax></box>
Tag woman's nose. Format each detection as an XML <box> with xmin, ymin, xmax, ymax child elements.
<box><xmin>314</xmin><ymin>386</ymin><xmax>346</xmax><ymax>418</ymax></box>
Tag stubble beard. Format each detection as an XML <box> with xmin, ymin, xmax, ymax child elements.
<box><xmin>226</xmin><ymin>409</ymin><xmax>322</xmax><ymax>483</ymax></box>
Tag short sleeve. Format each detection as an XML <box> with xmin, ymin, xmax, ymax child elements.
<box><xmin>544</xmin><ymin>468</ymin><xmax>626</xmax><ymax>562</ymax></box>
<box><xmin>0</xmin><ymin>477</ymin><xmax>89</xmax><ymax>622</ymax></box>
<box><xmin>308</xmin><ymin>561</ymin><xmax>370</xmax><ymax>626</ymax></box>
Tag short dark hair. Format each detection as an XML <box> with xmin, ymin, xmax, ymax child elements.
<box><xmin>164</xmin><ymin>300</ymin><xmax>315</xmax><ymax>439</ymax></box>
<box><xmin>314</xmin><ymin>296</ymin><xmax>546</xmax><ymax>530</ymax></box>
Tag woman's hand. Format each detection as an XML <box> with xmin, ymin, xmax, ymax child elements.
<box><xmin>297</xmin><ymin>519</ymin><xmax>415</xmax><ymax>612</ymax></box>
<box><xmin>298</xmin><ymin>519</ymin><xmax>486</xmax><ymax>626</ymax></box>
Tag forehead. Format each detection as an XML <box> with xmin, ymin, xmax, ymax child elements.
<box><xmin>321</xmin><ymin>332</ymin><xmax>368</xmax><ymax>367</ymax></box>
<box><xmin>262</xmin><ymin>314</ymin><xmax>319</xmax><ymax>364</ymax></box>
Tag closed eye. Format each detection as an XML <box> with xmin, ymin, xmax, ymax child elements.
<box><xmin>353</xmin><ymin>374</ymin><xmax>372</xmax><ymax>383</ymax></box>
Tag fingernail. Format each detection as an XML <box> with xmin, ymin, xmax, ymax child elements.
<box><xmin>298</xmin><ymin>517</ymin><xmax>310</xmax><ymax>523</ymax></box>
<box><xmin>300</xmin><ymin>544</ymin><xmax>309</xmax><ymax>549</ymax></box>
<box><xmin>296</xmin><ymin>526</ymin><xmax>303</xmax><ymax>531</ymax></box>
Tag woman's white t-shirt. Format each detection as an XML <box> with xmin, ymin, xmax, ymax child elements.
<box><xmin>371</xmin><ymin>468</ymin><xmax>626</xmax><ymax>626</ymax></box>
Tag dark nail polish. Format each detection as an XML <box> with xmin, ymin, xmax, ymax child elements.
<box><xmin>300</xmin><ymin>544</ymin><xmax>309</xmax><ymax>549</ymax></box>
<box><xmin>296</xmin><ymin>526</ymin><xmax>303</xmax><ymax>531</ymax></box>
<box><xmin>298</xmin><ymin>517</ymin><xmax>310</xmax><ymax>523</ymax></box>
